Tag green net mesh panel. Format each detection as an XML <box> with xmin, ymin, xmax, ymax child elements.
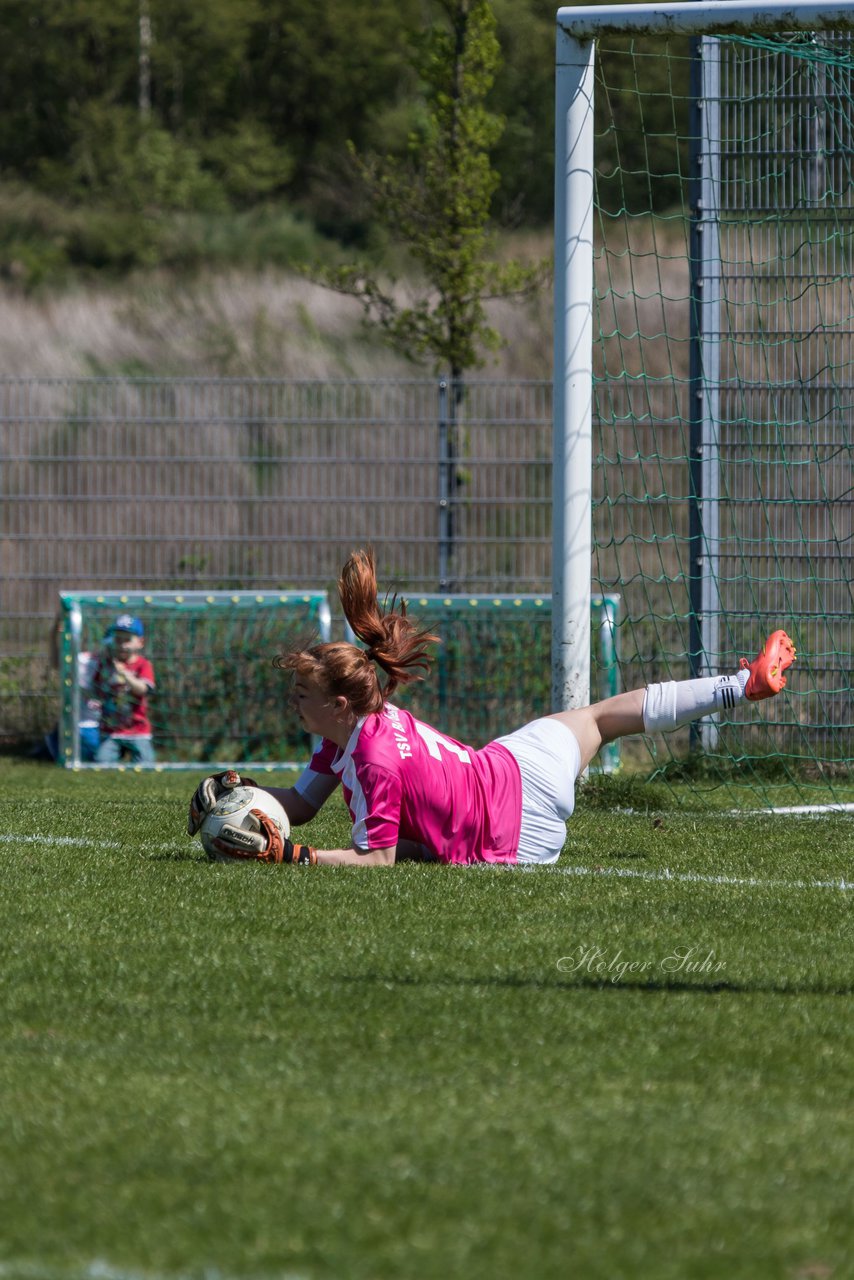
<box><xmin>58</xmin><ymin>591</ymin><xmax>330</xmax><ymax>769</ymax></box>
<box><xmin>380</xmin><ymin>595</ymin><xmax>621</xmax><ymax>771</ymax></box>
<box><xmin>592</xmin><ymin>30</ymin><xmax>854</xmax><ymax>808</ymax></box>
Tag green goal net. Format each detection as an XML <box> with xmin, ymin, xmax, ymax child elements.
<box><xmin>576</xmin><ymin>21</ymin><xmax>854</xmax><ymax>808</ymax></box>
<box><xmin>58</xmin><ymin>590</ymin><xmax>331</xmax><ymax>769</ymax></box>
<box><xmin>360</xmin><ymin>594</ymin><xmax>621</xmax><ymax>772</ymax></box>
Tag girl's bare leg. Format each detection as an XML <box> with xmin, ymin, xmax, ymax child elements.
<box><xmin>547</xmin><ymin>689</ymin><xmax>646</xmax><ymax>774</ymax></box>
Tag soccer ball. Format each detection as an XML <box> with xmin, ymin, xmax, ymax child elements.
<box><xmin>200</xmin><ymin>785</ymin><xmax>290</xmax><ymax>862</ymax></box>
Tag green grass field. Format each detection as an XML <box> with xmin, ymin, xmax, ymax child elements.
<box><xmin>1</xmin><ymin>761</ymin><xmax>852</xmax><ymax>1280</ymax></box>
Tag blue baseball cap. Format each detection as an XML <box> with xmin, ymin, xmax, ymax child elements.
<box><xmin>110</xmin><ymin>614</ymin><xmax>144</xmax><ymax>638</ymax></box>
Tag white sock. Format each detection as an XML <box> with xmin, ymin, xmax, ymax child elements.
<box><xmin>642</xmin><ymin>668</ymin><xmax>749</xmax><ymax>733</ymax></box>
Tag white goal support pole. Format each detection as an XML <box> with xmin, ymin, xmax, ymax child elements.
<box><xmin>552</xmin><ymin>26</ymin><xmax>595</xmax><ymax>712</ymax></box>
<box><xmin>552</xmin><ymin>0</ymin><xmax>854</xmax><ymax>713</ymax></box>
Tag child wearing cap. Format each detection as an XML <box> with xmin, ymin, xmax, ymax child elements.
<box><xmin>91</xmin><ymin>614</ymin><xmax>156</xmax><ymax>764</ymax></box>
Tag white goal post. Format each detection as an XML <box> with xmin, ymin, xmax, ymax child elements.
<box><xmin>551</xmin><ymin>0</ymin><xmax>854</xmax><ymax>713</ymax></box>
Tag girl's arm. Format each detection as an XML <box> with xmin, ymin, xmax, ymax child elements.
<box><xmin>266</xmin><ymin>785</ymin><xmax>324</xmax><ymax>827</ymax></box>
<box><xmin>314</xmin><ymin>845</ymin><xmax>396</xmax><ymax>867</ymax></box>
<box><xmin>264</xmin><ymin>788</ymin><xmax>397</xmax><ymax>864</ymax></box>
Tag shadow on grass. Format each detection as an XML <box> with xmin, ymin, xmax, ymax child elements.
<box><xmin>339</xmin><ymin>973</ymin><xmax>854</xmax><ymax>997</ymax></box>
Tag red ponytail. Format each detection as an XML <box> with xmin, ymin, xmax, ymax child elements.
<box><xmin>277</xmin><ymin>548</ymin><xmax>439</xmax><ymax>714</ymax></box>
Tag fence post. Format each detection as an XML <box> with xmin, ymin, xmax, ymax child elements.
<box><xmin>438</xmin><ymin>375</ymin><xmax>451</xmax><ymax>590</ymax></box>
<box><xmin>689</xmin><ymin>35</ymin><xmax>723</xmax><ymax>750</ymax></box>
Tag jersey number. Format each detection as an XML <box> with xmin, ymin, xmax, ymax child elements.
<box><xmin>415</xmin><ymin>723</ymin><xmax>471</xmax><ymax>764</ymax></box>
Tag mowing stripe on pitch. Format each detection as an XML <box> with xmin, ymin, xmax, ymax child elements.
<box><xmin>1</xmin><ymin>831</ymin><xmax>851</xmax><ymax>891</ymax></box>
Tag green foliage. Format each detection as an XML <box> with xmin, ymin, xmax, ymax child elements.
<box><xmin>0</xmin><ymin>0</ymin><xmax>701</xmax><ymax>294</ymax></box>
<box><xmin>0</xmin><ymin>179</ymin><xmax>333</xmax><ymax>288</ymax></box>
<box><xmin>249</xmin><ymin>0</ymin><xmax>424</xmax><ymax>192</ymax></box>
<box><xmin>62</xmin><ymin>205</ymin><xmax>164</xmax><ymax>273</ymax></box>
<box><xmin>0</xmin><ymin>764</ymin><xmax>852</xmax><ymax>1278</ymax></box>
<box><xmin>38</xmin><ymin>102</ymin><xmax>224</xmax><ymax>213</ymax></box>
<box><xmin>313</xmin><ymin>0</ymin><xmax>547</xmax><ymax>377</ymax></box>
<box><xmin>200</xmin><ymin>119</ymin><xmax>295</xmax><ymax>205</ymax></box>
<box><xmin>0</xmin><ymin>0</ymin><xmax>698</xmax><ymax>277</ymax></box>
<box><xmin>0</xmin><ymin>0</ymin><xmax>427</xmax><ymax>284</ymax></box>
<box><xmin>490</xmin><ymin>0</ymin><xmax>555</xmax><ymax>221</ymax></box>
<box><xmin>155</xmin><ymin>203</ymin><xmax>330</xmax><ymax>272</ymax></box>
<box><xmin>0</xmin><ymin>0</ymin><xmax>140</xmax><ymax>178</ymax></box>
<box><xmin>0</xmin><ymin>657</ymin><xmax>54</xmax><ymax>736</ymax></box>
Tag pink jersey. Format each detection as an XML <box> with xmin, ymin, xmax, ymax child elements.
<box><xmin>294</xmin><ymin>704</ymin><xmax>522</xmax><ymax>864</ymax></box>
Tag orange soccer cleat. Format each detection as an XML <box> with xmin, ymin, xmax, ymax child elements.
<box><xmin>740</xmin><ymin>629</ymin><xmax>796</xmax><ymax>701</ymax></box>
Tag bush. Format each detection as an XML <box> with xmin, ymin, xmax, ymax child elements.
<box><xmin>38</xmin><ymin>103</ymin><xmax>225</xmax><ymax>215</ymax></box>
<box><xmin>0</xmin><ymin>176</ymin><xmax>337</xmax><ymax>289</ymax></box>
<box><xmin>200</xmin><ymin>120</ymin><xmax>295</xmax><ymax>206</ymax></box>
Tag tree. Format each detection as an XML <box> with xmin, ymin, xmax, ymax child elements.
<box><xmin>312</xmin><ymin>0</ymin><xmax>546</xmax><ymax>586</ymax></box>
<box><xmin>249</xmin><ymin>0</ymin><xmax>422</xmax><ymax>225</ymax></box>
<box><xmin>316</xmin><ymin>0</ymin><xmax>542</xmax><ymax>379</ymax></box>
<box><xmin>489</xmin><ymin>0</ymin><xmax>555</xmax><ymax>223</ymax></box>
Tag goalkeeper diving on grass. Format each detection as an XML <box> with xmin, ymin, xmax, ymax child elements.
<box><xmin>187</xmin><ymin>548</ymin><xmax>796</xmax><ymax>867</ymax></box>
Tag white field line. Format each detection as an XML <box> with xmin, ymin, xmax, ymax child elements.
<box><xmin>612</xmin><ymin>804</ymin><xmax>854</xmax><ymax>818</ymax></box>
<box><xmin>537</xmin><ymin>864</ymin><xmax>854</xmax><ymax>892</ymax></box>
<box><xmin>2</xmin><ymin>831</ymin><xmax>851</xmax><ymax>892</ymax></box>
<box><xmin>738</xmin><ymin>803</ymin><xmax>854</xmax><ymax>815</ymax></box>
<box><xmin>0</xmin><ymin>1263</ymin><xmax>308</xmax><ymax>1280</ymax></box>
<box><xmin>0</xmin><ymin>832</ymin><xmax>187</xmax><ymax>855</ymax></box>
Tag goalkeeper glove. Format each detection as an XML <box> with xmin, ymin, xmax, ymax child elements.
<box><xmin>208</xmin><ymin>809</ymin><xmax>317</xmax><ymax>866</ymax></box>
<box><xmin>187</xmin><ymin>769</ymin><xmax>259</xmax><ymax>837</ymax></box>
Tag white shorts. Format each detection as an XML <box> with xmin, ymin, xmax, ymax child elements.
<box><xmin>494</xmin><ymin>718</ymin><xmax>581</xmax><ymax>865</ymax></box>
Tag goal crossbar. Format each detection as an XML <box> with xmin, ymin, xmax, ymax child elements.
<box><xmin>556</xmin><ymin>1</ymin><xmax>854</xmax><ymax>39</ymax></box>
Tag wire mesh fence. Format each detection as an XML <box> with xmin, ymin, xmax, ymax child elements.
<box><xmin>0</xmin><ymin>349</ymin><xmax>851</xmax><ymax>797</ymax></box>
<box><xmin>588</xmin><ymin>30</ymin><xmax>854</xmax><ymax>799</ymax></box>
<box><xmin>0</xmin><ymin>376</ymin><xmax>553</xmax><ymax>744</ymax></box>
